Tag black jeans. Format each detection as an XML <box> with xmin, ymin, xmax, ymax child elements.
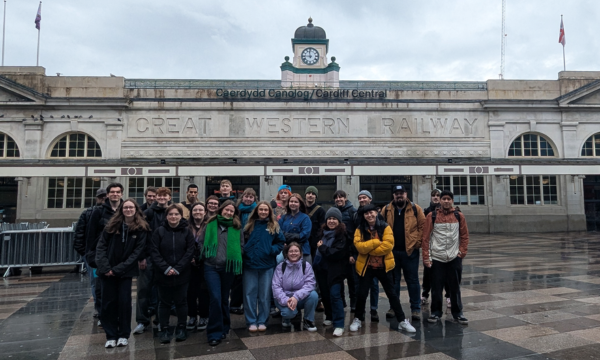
<box><xmin>422</xmin><ymin>265</ymin><xmax>450</xmax><ymax>299</ymax></box>
<box><xmin>188</xmin><ymin>264</ymin><xmax>210</xmax><ymax>318</ymax></box>
<box><xmin>430</xmin><ymin>257</ymin><xmax>463</xmax><ymax>318</ymax></box>
<box><xmin>100</xmin><ymin>276</ymin><xmax>133</xmax><ymax>341</ymax></box>
<box><xmin>355</xmin><ymin>267</ymin><xmax>406</xmax><ymax>322</ymax></box>
<box><xmin>136</xmin><ymin>260</ymin><xmax>156</xmax><ymax>325</ymax></box>
<box><xmin>157</xmin><ymin>283</ymin><xmax>189</xmax><ymax>329</ymax></box>
<box><xmin>229</xmin><ymin>274</ymin><xmax>244</xmax><ymax>309</ymax></box>
<box><xmin>346</xmin><ymin>263</ymin><xmax>356</xmax><ymax>307</ymax></box>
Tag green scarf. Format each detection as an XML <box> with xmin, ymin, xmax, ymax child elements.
<box><xmin>203</xmin><ymin>215</ymin><xmax>242</xmax><ymax>275</ymax></box>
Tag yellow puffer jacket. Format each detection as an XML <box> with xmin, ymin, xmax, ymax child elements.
<box><xmin>354</xmin><ymin>225</ymin><xmax>395</xmax><ymax>276</ymax></box>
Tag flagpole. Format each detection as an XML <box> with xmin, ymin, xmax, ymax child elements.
<box><xmin>36</xmin><ymin>2</ymin><xmax>41</xmax><ymax>66</ymax></box>
<box><xmin>2</xmin><ymin>0</ymin><xmax>6</xmax><ymax>66</ymax></box>
<box><xmin>561</xmin><ymin>15</ymin><xmax>566</xmax><ymax>71</ymax></box>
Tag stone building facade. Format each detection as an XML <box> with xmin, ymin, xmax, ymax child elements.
<box><xmin>0</xmin><ymin>20</ymin><xmax>599</xmax><ymax>232</ymax></box>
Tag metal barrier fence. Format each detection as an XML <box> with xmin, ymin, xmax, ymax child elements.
<box><xmin>0</xmin><ymin>222</ymin><xmax>48</xmax><ymax>232</ymax></box>
<box><xmin>0</xmin><ymin>223</ymin><xmax>82</xmax><ymax>277</ymax></box>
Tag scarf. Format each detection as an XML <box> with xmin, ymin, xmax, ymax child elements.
<box><xmin>313</xmin><ymin>229</ymin><xmax>337</xmax><ymax>269</ymax></box>
<box><xmin>203</xmin><ymin>215</ymin><xmax>242</xmax><ymax>275</ymax></box>
<box><xmin>238</xmin><ymin>202</ymin><xmax>257</xmax><ymax>229</ymax></box>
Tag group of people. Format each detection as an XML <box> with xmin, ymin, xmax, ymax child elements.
<box><xmin>73</xmin><ymin>179</ymin><xmax>470</xmax><ymax>349</ymax></box>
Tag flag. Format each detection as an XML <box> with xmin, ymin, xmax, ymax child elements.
<box><xmin>34</xmin><ymin>3</ymin><xmax>41</xmax><ymax>30</ymax></box>
<box><xmin>558</xmin><ymin>18</ymin><xmax>566</xmax><ymax>46</ymax></box>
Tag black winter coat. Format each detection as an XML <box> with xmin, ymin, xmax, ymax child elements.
<box><xmin>95</xmin><ymin>224</ymin><xmax>146</xmax><ymax>278</ymax></box>
<box><xmin>306</xmin><ymin>203</ymin><xmax>326</xmax><ymax>254</ymax></box>
<box><xmin>144</xmin><ymin>202</ymin><xmax>170</xmax><ymax>232</ymax></box>
<box><xmin>316</xmin><ymin>229</ymin><xmax>348</xmax><ymax>285</ymax></box>
<box><xmin>85</xmin><ymin>199</ymin><xmax>122</xmax><ymax>267</ymax></box>
<box><xmin>150</xmin><ymin>219</ymin><xmax>195</xmax><ymax>287</ymax></box>
<box><xmin>74</xmin><ymin>205</ymin><xmax>95</xmax><ymax>256</ymax></box>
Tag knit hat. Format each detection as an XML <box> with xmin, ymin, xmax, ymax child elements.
<box><xmin>278</xmin><ymin>185</ymin><xmax>292</xmax><ymax>193</ymax></box>
<box><xmin>325</xmin><ymin>207</ymin><xmax>343</xmax><ymax>223</ymax></box>
<box><xmin>358</xmin><ymin>190</ymin><xmax>372</xmax><ymax>200</ymax></box>
<box><xmin>305</xmin><ymin>186</ymin><xmax>318</xmax><ymax>197</ymax></box>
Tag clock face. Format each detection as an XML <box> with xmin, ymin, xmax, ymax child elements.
<box><xmin>301</xmin><ymin>47</ymin><xmax>320</xmax><ymax>65</ymax></box>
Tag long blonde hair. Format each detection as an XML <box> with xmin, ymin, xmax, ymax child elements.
<box><xmin>244</xmin><ymin>201</ymin><xmax>280</xmax><ymax>235</ymax></box>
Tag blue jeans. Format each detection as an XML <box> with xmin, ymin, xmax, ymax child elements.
<box><xmin>243</xmin><ymin>267</ymin><xmax>274</xmax><ymax>326</ymax></box>
<box><xmin>204</xmin><ymin>265</ymin><xmax>235</xmax><ymax>341</ymax></box>
<box><xmin>330</xmin><ymin>283</ymin><xmax>345</xmax><ymax>328</ymax></box>
<box><xmin>393</xmin><ymin>250</ymin><xmax>421</xmax><ymax>312</ymax></box>
<box><xmin>275</xmin><ymin>290</ymin><xmax>318</xmax><ymax>322</ymax></box>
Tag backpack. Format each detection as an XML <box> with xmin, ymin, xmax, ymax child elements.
<box><xmin>282</xmin><ymin>259</ymin><xmax>306</xmax><ymax>275</ymax></box>
<box><xmin>431</xmin><ymin>208</ymin><xmax>461</xmax><ymax>226</ymax></box>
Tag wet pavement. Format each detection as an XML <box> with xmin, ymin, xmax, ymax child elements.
<box><xmin>2</xmin><ymin>232</ymin><xmax>600</xmax><ymax>359</ymax></box>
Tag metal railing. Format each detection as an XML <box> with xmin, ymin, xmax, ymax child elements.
<box><xmin>0</xmin><ymin>222</ymin><xmax>81</xmax><ymax>277</ymax></box>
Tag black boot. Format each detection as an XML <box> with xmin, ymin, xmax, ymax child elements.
<box><xmin>160</xmin><ymin>327</ymin><xmax>172</xmax><ymax>344</ymax></box>
<box><xmin>175</xmin><ymin>325</ymin><xmax>187</xmax><ymax>342</ymax></box>
<box><xmin>370</xmin><ymin>309</ymin><xmax>379</xmax><ymax>322</ymax></box>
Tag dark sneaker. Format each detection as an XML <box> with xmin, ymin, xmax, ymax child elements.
<box><xmin>175</xmin><ymin>326</ymin><xmax>187</xmax><ymax>342</ymax></box>
<box><xmin>186</xmin><ymin>317</ymin><xmax>197</xmax><ymax>330</ymax></box>
<box><xmin>160</xmin><ymin>328</ymin><xmax>172</xmax><ymax>344</ymax></box>
<box><xmin>428</xmin><ymin>315</ymin><xmax>440</xmax><ymax>323</ymax></box>
<box><xmin>411</xmin><ymin>311</ymin><xmax>421</xmax><ymax>321</ymax></box>
<box><xmin>230</xmin><ymin>307</ymin><xmax>244</xmax><ymax>315</ymax></box>
<box><xmin>303</xmin><ymin>318</ymin><xmax>317</xmax><ymax>332</ymax></box>
<box><xmin>386</xmin><ymin>309</ymin><xmax>395</xmax><ymax>319</ymax></box>
<box><xmin>316</xmin><ymin>301</ymin><xmax>325</xmax><ymax>312</ymax></box>
<box><xmin>370</xmin><ymin>309</ymin><xmax>379</xmax><ymax>322</ymax></box>
<box><xmin>454</xmin><ymin>315</ymin><xmax>469</xmax><ymax>325</ymax></box>
<box><xmin>197</xmin><ymin>317</ymin><xmax>208</xmax><ymax>330</ymax></box>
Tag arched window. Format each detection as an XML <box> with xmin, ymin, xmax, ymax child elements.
<box><xmin>50</xmin><ymin>133</ymin><xmax>102</xmax><ymax>158</ymax></box>
<box><xmin>0</xmin><ymin>132</ymin><xmax>20</xmax><ymax>158</ymax></box>
<box><xmin>508</xmin><ymin>133</ymin><xmax>555</xmax><ymax>157</ymax></box>
<box><xmin>581</xmin><ymin>134</ymin><xmax>600</xmax><ymax>157</ymax></box>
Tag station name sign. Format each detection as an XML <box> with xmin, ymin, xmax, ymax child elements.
<box><xmin>215</xmin><ymin>89</ymin><xmax>387</xmax><ymax>100</ymax></box>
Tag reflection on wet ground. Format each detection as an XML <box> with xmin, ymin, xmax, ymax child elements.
<box><xmin>2</xmin><ymin>232</ymin><xmax>600</xmax><ymax>359</ymax></box>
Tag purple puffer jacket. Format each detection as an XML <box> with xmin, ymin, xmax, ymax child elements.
<box><xmin>272</xmin><ymin>259</ymin><xmax>316</xmax><ymax>306</ymax></box>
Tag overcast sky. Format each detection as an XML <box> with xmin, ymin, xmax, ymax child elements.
<box><xmin>3</xmin><ymin>0</ymin><xmax>599</xmax><ymax>81</ymax></box>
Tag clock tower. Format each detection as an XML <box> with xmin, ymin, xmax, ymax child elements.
<box><xmin>281</xmin><ymin>18</ymin><xmax>340</xmax><ymax>88</ymax></box>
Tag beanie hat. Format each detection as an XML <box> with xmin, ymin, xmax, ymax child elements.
<box><xmin>358</xmin><ymin>190</ymin><xmax>372</xmax><ymax>200</ymax></box>
<box><xmin>361</xmin><ymin>204</ymin><xmax>378</xmax><ymax>214</ymax></box>
<box><xmin>305</xmin><ymin>186</ymin><xmax>318</xmax><ymax>197</ymax></box>
<box><xmin>278</xmin><ymin>185</ymin><xmax>292</xmax><ymax>193</ymax></box>
<box><xmin>325</xmin><ymin>207</ymin><xmax>343</xmax><ymax>223</ymax></box>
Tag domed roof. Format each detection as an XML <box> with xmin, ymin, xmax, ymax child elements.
<box><xmin>294</xmin><ymin>17</ymin><xmax>326</xmax><ymax>39</ymax></box>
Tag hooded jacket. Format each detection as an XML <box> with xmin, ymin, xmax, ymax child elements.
<box><xmin>422</xmin><ymin>207</ymin><xmax>469</xmax><ymax>263</ymax></box>
<box><xmin>306</xmin><ymin>203</ymin><xmax>326</xmax><ymax>254</ymax></box>
<box><xmin>315</xmin><ymin>228</ymin><xmax>348</xmax><ymax>285</ymax></box>
<box><xmin>243</xmin><ymin>220</ymin><xmax>285</xmax><ymax>270</ymax></box>
<box><xmin>336</xmin><ymin>200</ymin><xmax>357</xmax><ymax>238</ymax></box>
<box><xmin>74</xmin><ymin>205</ymin><xmax>96</xmax><ymax>256</ymax></box>
<box><xmin>95</xmin><ymin>223</ymin><xmax>147</xmax><ymax>278</ymax></box>
<box><xmin>150</xmin><ymin>219</ymin><xmax>195</xmax><ymax>287</ymax></box>
<box><xmin>85</xmin><ymin>198</ymin><xmax>123</xmax><ymax>267</ymax></box>
<box><xmin>354</xmin><ymin>218</ymin><xmax>395</xmax><ymax>275</ymax></box>
<box><xmin>272</xmin><ymin>259</ymin><xmax>316</xmax><ymax>306</ymax></box>
<box><xmin>144</xmin><ymin>201</ymin><xmax>170</xmax><ymax>233</ymax></box>
<box><xmin>279</xmin><ymin>212</ymin><xmax>312</xmax><ymax>255</ymax></box>
<box><xmin>381</xmin><ymin>199</ymin><xmax>425</xmax><ymax>255</ymax></box>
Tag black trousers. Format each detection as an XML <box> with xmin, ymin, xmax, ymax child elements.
<box><xmin>100</xmin><ymin>276</ymin><xmax>133</xmax><ymax>341</ymax></box>
<box><xmin>229</xmin><ymin>274</ymin><xmax>244</xmax><ymax>309</ymax></box>
<box><xmin>422</xmin><ymin>265</ymin><xmax>450</xmax><ymax>299</ymax></box>
<box><xmin>346</xmin><ymin>263</ymin><xmax>356</xmax><ymax>307</ymax></box>
<box><xmin>430</xmin><ymin>257</ymin><xmax>463</xmax><ymax>318</ymax></box>
<box><xmin>136</xmin><ymin>261</ymin><xmax>156</xmax><ymax>325</ymax></box>
<box><xmin>355</xmin><ymin>267</ymin><xmax>405</xmax><ymax>322</ymax></box>
<box><xmin>158</xmin><ymin>283</ymin><xmax>189</xmax><ymax>329</ymax></box>
<box><xmin>94</xmin><ymin>275</ymin><xmax>102</xmax><ymax>316</ymax></box>
<box><xmin>187</xmin><ymin>264</ymin><xmax>210</xmax><ymax>318</ymax></box>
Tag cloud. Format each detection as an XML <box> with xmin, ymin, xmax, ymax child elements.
<box><xmin>3</xmin><ymin>0</ymin><xmax>598</xmax><ymax>81</ymax></box>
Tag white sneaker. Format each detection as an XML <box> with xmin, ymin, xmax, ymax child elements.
<box><xmin>97</xmin><ymin>320</ymin><xmax>102</xmax><ymax>327</ymax></box>
<box><xmin>104</xmin><ymin>340</ymin><xmax>116</xmax><ymax>348</ymax></box>
<box><xmin>333</xmin><ymin>327</ymin><xmax>344</xmax><ymax>337</ymax></box>
<box><xmin>349</xmin><ymin>318</ymin><xmax>361</xmax><ymax>332</ymax></box>
<box><xmin>323</xmin><ymin>319</ymin><xmax>332</xmax><ymax>326</ymax></box>
<box><xmin>133</xmin><ymin>323</ymin><xmax>145</xmax><ymax>334</ymax></box>
<box><xmin>282</xmin><ymin>319</ymin><xmax>291</xmax><ymax>328</ymax></box>
<box><xmin>399</xmin><ymin>319</ymin><xmax>416</xmax><ymax>333</ymax></box>
<box><xmin>446</xmin><ymin>297</ymin><xmax>451</xmax><ymax>308</ymax></box>
<box><xmin>116</xmin><ymin>338</ymin><xmax>128</xmax><ymax>347</ymax></box>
